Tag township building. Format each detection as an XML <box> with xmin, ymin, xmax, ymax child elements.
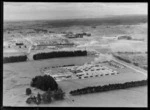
<box><xmin>44</xmin><ymin>62</ymin><xmax>119</xmax><ymax>81</ymax></box>
<box><xmin>62</xmin><ymin>63</ymin><xmax>118</xmax><ymax>79</ymax></box>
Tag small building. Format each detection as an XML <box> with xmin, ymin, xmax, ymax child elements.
<box><xmin>16</xmin><ymin>43</ymin><xmax>24</xmax><ymax>46</ymax></box>
<box><xmin>117</xmin><ymin>35</ymin><xmax>132</xmax><ymax>40</ymax></box>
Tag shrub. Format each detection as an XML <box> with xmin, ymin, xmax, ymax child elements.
<box><xmin>26</xmin><ymin>97</ymin><xmax>32</xmax><ymax>104</ymax></box>
<box><xmin>26</xmin><ymin>96</ymin><xmax>36</xmax><ymax>104</ymax></box>
<box><xmin>26</xmin><ymin>88</ymin><xmax>32</xmax><ymax>95</ymax></box>
<box><xmin>31</xmin><ymin>75</ymin><xmax>58</xmax><ymax>91</ymax></box>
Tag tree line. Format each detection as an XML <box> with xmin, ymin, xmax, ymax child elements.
<box><xmin>117</xmin><ymin>51</ymin><xmax>142</xmax><ymax>54</ymax></box>
<box><xmin>3</xmin><ymin>50</ymin><xmax>87</xmax><ymax>63</ymax></box>
<box><xmin>114</xmin><ymin>54</ymin><xmax>147</xmax><ymax>69</ymax></box>
<box><xmin>3</xmin><ymin>55</ymin><xmax>27</xmax><ymax>63</ymax></box>
<box><xmin>51</xmin><ymin>64</ymin><xmax>75</xmax><ymax>68</ymax></box>
<box><xmin>118</xmin><ymin>36</ymin><xmax>132</xmax><ymax>40</ymax></box>
<box><xmin>113</xmin><ymin>55</ymin><xmax>131</xmax><ymax>63</ymax></box>
<box><xmin>33</xmin><ymin>50</ymin><xmax>87</xmax><ymax>60</ymax></box>
<box><xmin>70</xmin><ymin>80</ymin><xmax>147</xmax><ymax>96</ymax></box>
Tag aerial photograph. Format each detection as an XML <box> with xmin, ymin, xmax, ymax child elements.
<box><xmin>3</xmin><ymin>2</ymin><xmax>147</xmax><ymax>107</ymax></box>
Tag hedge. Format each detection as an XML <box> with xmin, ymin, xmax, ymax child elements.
<box><xmin>70</xmin><ymin>80</ymin><xmax>147</xmax><ymax>96</ymax></box>
<box><xmin>3</xmin><ymin>55</ymin><xmax>27</xmax><ymax>63</ymax></box>
<box><xmin>33</xmin><ymin>50</ymin><xmax>87</xmax><ymax>60</ymax></box>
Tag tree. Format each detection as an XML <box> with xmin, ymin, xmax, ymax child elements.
<box><xmin>42</xmin><ymin>92</ymin><xmax>52</xmax><ymax>104</ymax></box>
<box><xmin>53</xmin><ymin>88</ymin><xmax>65</xmax><ymax>100</ymax></box>
<box><xmin>31</xmin><ymin>75</ymin><xmax>58</xmax><ymax>91</ymax></box>
<box><xmin>26</xmin><ymin>97</ymin><xmax>32</xmax><ymax>104</ymax></box>
<box><xmin>36</xmin><ymin>93</ymin><xmax>42</xmax><ymax>104</ymax></box>
<box><xmin>26</xmin><ymin>95</ymin><xmax>36</xmax><ymax>104</ymax></box>
<box><xmin>26</xmin><ymin>88</ymin><xmax>32</xmax><ymax>95</ymax></box>
<box><xmin>133</xmin><ymin>62</ymin><xmax>139</xmax><ymax>66</ymax></box>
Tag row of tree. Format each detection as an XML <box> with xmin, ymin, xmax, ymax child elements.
<box><xmin>33</xmin><ymin>50</ymin><xmax>87</xmax><ymax>60</ymax></box>
<box><xmin>30</xmin><ymin>75</ymin><xmax>58</xmax><ymax>91</ymax></box>
<box><xmin>113</xmin><ymin>55</ymin><xmax>131</xmax><ymax>63</ymax></box>
<box><xmin>34</xmin><ymin>29</ymin><xmax>48</xmax><ymax>33</ymax></box>
<box><xmin>70</xmin><ymin>80</ymin><xmax>147</xmax><ymax>96</ymax></box>
<box><xmin>114</xmin><ymin>54</ymin><xmax>146</xmax><ymax>69</ymax></box>
<box><xmin>117</xmin><ymin>51</ymin><xmax>142</xmax><ymax>54</ymax></box>
<box><xmin>52</xmin><ymin>64</ymin><xmax>75</xmax><ymax>68</ymax></box>
<box><xmin>3</xmin><ymin>55</ymin><xmax>27</xmax><ymax>63</ymax></box>
<box><xmin>3</xmin><ymin>50</ymin><xmax>87</xmax><ymax>63</ymax></box>
<box><xmin>118</xmin><ymin>36</ymin><xmax>132</xmax><ymax>40</ymax></box>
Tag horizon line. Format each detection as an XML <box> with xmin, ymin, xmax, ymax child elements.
<box><xmin>4</xmin><ymin>14</ymin><xmax>147</xmax><ymax>22</ymax></box>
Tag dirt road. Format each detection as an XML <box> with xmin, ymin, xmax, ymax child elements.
<box><xmin>112</xmin><ymin>56</ymin><xmax>147</xmax><ymax>77</ymax></box>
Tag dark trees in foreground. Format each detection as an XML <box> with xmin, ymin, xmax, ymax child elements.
<box><xmin>70</xmin><ymin>80</ymin><xmax>147</xmax><ymax>96</ymax></box>
<box><xmin>30</xmin><ymin>75</ymin><xmax>58</xmax><ymax>91</ymax></box>
<box><xmin>26</xmin><ymin>88</ymin><xmax>65</xmax><ymax>105</ymax></box>
<box><xmin>27</xmin><ymin>74</ymin><xmax>65</xmax><ymax>105</ymax></box>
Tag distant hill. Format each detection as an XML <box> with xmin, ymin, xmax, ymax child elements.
<box><xmin>4</xmin><ymin>14</ymin><xmax>147</xmax><ymax>30</ymax></box>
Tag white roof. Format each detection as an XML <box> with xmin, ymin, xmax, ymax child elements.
<box><xmin>4</xmin><ymin>41</ymin><xmax>9</xmax><ymax>46</ymax></box>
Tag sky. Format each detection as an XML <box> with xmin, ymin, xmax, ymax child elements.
<box><xmin>4</xmin><ymin>2</ymin><xmax>148</xmax><ymax>21</ymax></box>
